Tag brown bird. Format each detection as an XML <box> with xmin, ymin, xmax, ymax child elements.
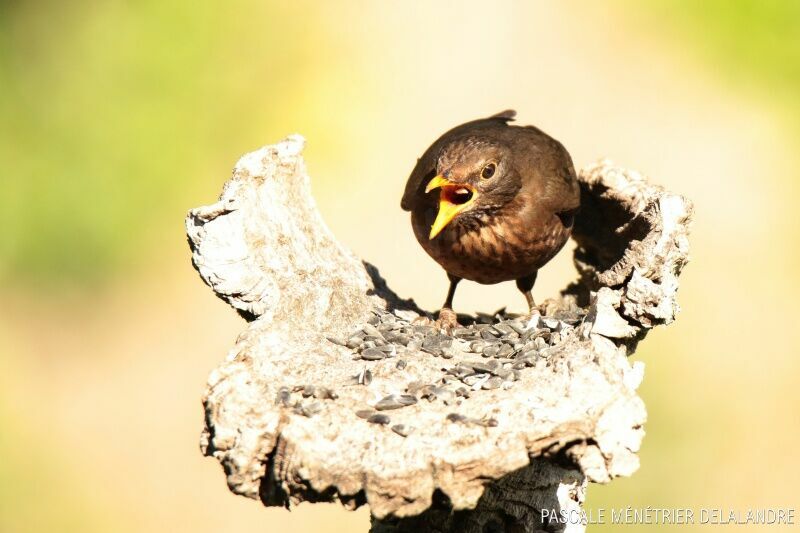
<box><xmin>401</xmin><ymin>110</ymin><xmax>580</xmax><ymax>330</ymax></box>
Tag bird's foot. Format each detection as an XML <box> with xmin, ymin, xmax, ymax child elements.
<box><xmin>525</xmin><ymin>306</ymin><xmax>542</xmax><ymax>327</ymax></box>
<box><xmin>412</xmin><ymin>314</ymin><xmax>434</xmax><ymax>326</ymax></box>
<box><xmin>434</xmin><ymin>307</ymin><xmax>460</xmax><ymax>333</ymax></box>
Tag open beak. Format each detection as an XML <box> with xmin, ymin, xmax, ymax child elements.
<box><xmin>425</xmin><ymin>175</ymin><xmax>478</xmax><ymax>239</ymax></box>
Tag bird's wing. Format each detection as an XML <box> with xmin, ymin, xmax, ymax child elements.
<box><xmin>401</xmin><ymin>110</ymin><xmax>517</xmax><ymax>211</ymax></box>
<box><xmin>508</xmin><ymin>126</ymin><xmax>581</xmax><ymax>214</ymax></box>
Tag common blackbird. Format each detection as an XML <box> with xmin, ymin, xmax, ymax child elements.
<box><xmin>401</xmin><ymin>110</ymin><xmax>580</xmax><ymax>330</ymax></box>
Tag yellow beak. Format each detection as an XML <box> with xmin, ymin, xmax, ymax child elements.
<box><xmin>425</xmin><ymin>175</ymin><xmax>478</xmax><ymax>240</ymax></box>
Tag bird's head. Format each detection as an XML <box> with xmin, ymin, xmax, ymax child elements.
<box><xmin>425</xmin><ymin>137</ymin><xmax>520</xmax><ymax>239</ymax></box>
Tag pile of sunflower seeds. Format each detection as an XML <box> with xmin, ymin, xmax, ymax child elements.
<box><xmin>329</xmin><ymin>306</ymin><xmax>585</xmax><ymax>364</ymax></box>
<box><xmin>275</xmin><ymin>384</ymin><xmax>340</xmax><ymax>418</ymax></box>
<box><xmin>324</xmin><ymin>305</ymin><xmax>587</xmax><ymax>433</ymax></box>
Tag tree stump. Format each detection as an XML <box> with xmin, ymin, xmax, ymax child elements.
<box><xmin>185</xmin><ymin>135</ymin><xmax>692</xmax><ymax>532</ymax></box>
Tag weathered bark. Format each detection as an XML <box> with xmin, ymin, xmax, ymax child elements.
<box><xmin>186</xmin><ymin>136</ymin><xmax>692</xmax><ymax>532</ymax></box>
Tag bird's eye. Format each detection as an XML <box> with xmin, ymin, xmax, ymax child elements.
<box><xmin>481</xmin><ymin>162</ymin><xmax>496</xmax><ymax>179</ymax></box>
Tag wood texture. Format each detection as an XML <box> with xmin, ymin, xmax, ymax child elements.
<box><xmin>186</xmin><ymin>136</ymin><xmax>692</xmax><ymax>532</ymax></box>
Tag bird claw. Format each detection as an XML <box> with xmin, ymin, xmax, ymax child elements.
<box><xmin>434</xmin><ymin>308</ymin><xmax>460</xmax><ymax>333</ymax></box>
<box><xmin>524</xmin><ymin>307</ymin><xmax>542</xmax><ymax>328</ymax></box>
<box><xmin>412</xmin><ymin>311</ymin><xmax>459</xmax><ymax>332</ymax></box>
<box><xmin>412</xmin><ymin>314</ymin><xmax>435</xmax><ymax>326</ymax></box>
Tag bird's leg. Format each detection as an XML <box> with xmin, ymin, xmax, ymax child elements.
<box><xmin>435</xmin><ymin>274</ymin><xmax>461</xmax><ymax>332</ymax></box>
<box><xmin>516</xmin><ymin>272</ymin><xmax>540</xmax><ymax>315</ymax></box>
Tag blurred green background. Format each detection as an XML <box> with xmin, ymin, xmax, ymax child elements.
<box><xmin>1</xmin><ymin>1</ymin><xmax>798</xmax><ymax>531</ymax></box>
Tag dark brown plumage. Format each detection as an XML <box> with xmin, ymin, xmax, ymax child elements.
<box><xmin>401</xmin><ymin>110</ymin><xmax>580</xmax><ymax>329</ymax></box>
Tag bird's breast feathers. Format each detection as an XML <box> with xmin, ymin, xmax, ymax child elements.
<box><xmin>418</xmin><ymin>207</ymin><xmax>571</xmax><ymax>284</ymax></box>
